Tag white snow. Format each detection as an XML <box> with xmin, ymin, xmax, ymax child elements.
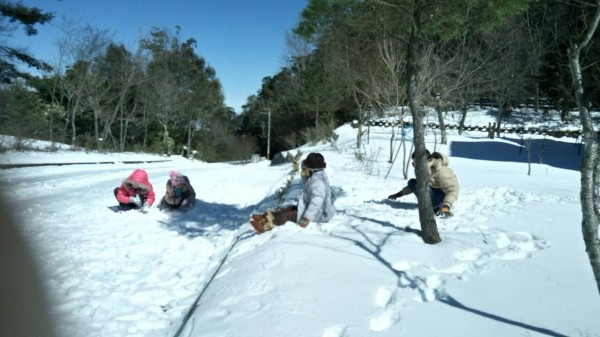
<box><xmin>1</xmin><ymin>109</ymin><xmax>599</xmax><ymax>337</ymax></box>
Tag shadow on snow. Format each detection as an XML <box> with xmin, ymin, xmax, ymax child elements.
<box><xmin>330</xmin><ymin>212</ymin><xmax>567</xmax><ymax>337</ymax></box>
<box><xmin>157</xmin><ymin>199</ymin><xmax>257</xmax><ymax>238</ymax></box>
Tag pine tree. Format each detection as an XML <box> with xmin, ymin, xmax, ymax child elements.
<box><xmin>0</xmin><ymin>0</ymin><xmax>53</xmax><ymax>82</ymax></box>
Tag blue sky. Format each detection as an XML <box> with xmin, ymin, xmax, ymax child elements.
<box><xmin>8</xmin><ymin>0</ymin><xmax>308</xmax><ymax>113</ymax></box>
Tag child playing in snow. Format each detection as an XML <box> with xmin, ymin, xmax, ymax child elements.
<box><xmin>388</xmin><ymin>150</ymin><xmax>459</xmax><ymax>217</ymax></box>
<box><xmin>113</xmin><ymin>169</ymin><xmax>155</xmax><ymax>212</ymax></box>
<box><xmin>250</xmin><ymin>152</ymin><xmax>336</xmax><ymax>233</ymax></box>
<box><xmin>159</xmin><ymin>170</ymin><xmax>196</xmax><ymax>210</ymax></box>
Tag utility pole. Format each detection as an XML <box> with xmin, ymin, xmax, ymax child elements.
<box><xmin>262</xmin><ymin>108</ymin><xmax>271</xmax><ymax>159</ymax></box>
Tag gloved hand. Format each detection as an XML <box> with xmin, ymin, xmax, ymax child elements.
<box><xmin>129</xmin><ymin>195</ymin><xmax>142</xmax><ymax>207</ymax></box>
<box><xmin>298</xmin><ymin>218</ymin><xmax>310</xmax><ymax>228</ymax></box>
<box><xmin>436</xmin><ymin>204</ymin><xmax>453</xmax><ymax>218</ymax></box>
<box><xmin>388</xmin><ymin>193</ymin><xmax>400</xmax><ymax>200</ymax></box>
<box><xmin>140</xmin><ymin>201</ymin><xmax>150</xmax><ymax>213</ymax></box>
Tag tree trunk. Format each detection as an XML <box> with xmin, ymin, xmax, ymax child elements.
<box><xmin>389</xmin><ymin>125</ymin><xmax>396</xmax><ymax>163</ymax></box>
<box><xmin>567</xmin><ymin>1</ymin><xmax>600</xmax><ymax>295</ymax></box>
<box><xmin>560</xmin><ymin>102</ymin><xmax>570</xmax><ymax>123</ymax></box>
<box><xmin>186</xmin><ymin>120</ymin><xmax>194</xmax><ymax>160</ymax></box>
<box><xmin>458</xmin><ymin>103</ymin><xmax>467</xmax><ymax>135</ymax></box>
<box><xmin>92</xmin><ymin>106</ymin><xmax>100</xmax><ymax>150</ymax></box>
<box><xmin>162</xmin><ymin>124</ymin><xmax>171</xmax><ymax>156</ymax></box>
<box><xmin>436</xmin><ymin>104</ymin><xmax>447</xmax><ymax>145</ymax></box>
<box><xmin>70</xmin><ymin>96</ymin><xmax>81</xmax><ymax>146</ymax></box>
<box><xmin>353</xmin><ymin>90</ymin><xmax>364</xmax><ymax>150</ymax></box>
<box><xmin>406</xmin><ymin>20</ymin><xmax>441</xmax><ymax>245</ymax></box>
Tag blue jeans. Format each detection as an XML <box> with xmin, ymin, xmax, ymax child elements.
<box><xmin>407</xmin><ymin>178</ymin><xmax>445</xmax><ymax>211</ymax></box>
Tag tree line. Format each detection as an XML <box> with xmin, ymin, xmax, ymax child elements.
<box><xmin>241</xmin><ymin>0</ymin><xmax>599</xmax><ymax>150</ymax></box>
<box><xmin>1</xmin><ymin>1</ymin><xmax>598</xmax><ymax>161</ymax></box>
<box><xmin>1</xmin><ymin>4</ymin><xmax>250</xmax><ymax>162</ymax></box>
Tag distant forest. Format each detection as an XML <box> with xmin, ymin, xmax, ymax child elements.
<box><xmin>1</xmin><ymin>0</ymin><xmax>599</xmax><ymax>162</ymax></box>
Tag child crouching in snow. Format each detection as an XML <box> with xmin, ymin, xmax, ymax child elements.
<box><xmin>114</xmin><ymin>169</ymin><xmax>155</xmax><ymax>212</ymax></box>
<box><xmin>159</xmin><ymin>170</ymin><xmax>196</xmax><ymax>210</ymax></box>
<box><xmin>250</xmin><ymin>152</ymin><xmax>336</xmax><ymax>233</ymax></box>
<box><xmin>387</xmin><ymin>150</ymin><xmax>459</xmax><ymax>217</ymax></box>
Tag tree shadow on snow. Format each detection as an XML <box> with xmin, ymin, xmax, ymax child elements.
<box><xmin>346</xmin><ymin>211</ymin><xmax>422</xmax><ymax>237</ymax></box>
<box><xmin>439</xmin><ymin>295</ymin><xmax>568</xmax><ymax>337</ymax></box>
<box><xmin>370</xmin><ymin>199</ymin><xmax>419</xmax><ymax>210</ymax></box>
<box><xmin>450</xmin><ymin>136</ymin><xmax>583</xmax><ymax>171</ymax></box>
<box><xmin>328</xmin><ymin>214</ymin><xmax>567</xmax><ymax>337</ymax></box>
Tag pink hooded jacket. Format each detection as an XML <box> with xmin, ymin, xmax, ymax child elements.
<box><xmin>115</xmin><ymin>169</ymin><xmax>156</xmax><ymax>206</ymax></box>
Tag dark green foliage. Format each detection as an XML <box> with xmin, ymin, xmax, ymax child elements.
<box><xmin>3</xmin><ymin>0</ymin><xmax>599</xmax><ymax>165</ymax></box>
<box><xmin>0</xmin><ymin>82</ymin><xmax>50</xmax><ymax>139</ymax></box>
<box><xmin>0</xmin><ymin>0</ymin><xmax>53</xmax><ymax>82</ymax></box>
<box><xmin>529</xmin><ymin>1</ymin><xmax>600</xmax><ymax>118</ymax></box>
<box><xmin>1</xmin><ymin>23</ymin><xmax>249</xmax><ymax>162</ymax></box>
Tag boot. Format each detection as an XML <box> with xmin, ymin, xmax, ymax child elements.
<box><xmin>262</xmin><ymin>211</ymin><xmax>276</xmax><ymax>232</ymax></box>
<box><xmin>251</xmin><ymin>213</ymin><xmax>265</xmax><ymax>222</ymax></box>
<box><xmin>250</xmin><ymin>214</ymin><xmax>268</xmax><ymax>233</ymax></box>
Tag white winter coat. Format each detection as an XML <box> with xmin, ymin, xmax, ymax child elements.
<box><xmin>297</xmin><ymin>170</ymin><xmax>336</xmax><ymax>223</ymax></box>
<box><xmin>429</xmin><ymin>152</ymin><xmax>459</xmax><ymax>207</ymax></box>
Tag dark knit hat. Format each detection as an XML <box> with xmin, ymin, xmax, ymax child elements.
<box><xmin>302</xmin><ymin>152</ymin><xmax>326</xmax><ymax>170</ymax></box>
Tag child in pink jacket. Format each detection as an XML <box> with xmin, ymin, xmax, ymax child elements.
<box><xmin>113</xmin><ymin>169</ymin><xmax>155</xmax><ymax>212</ymax></box>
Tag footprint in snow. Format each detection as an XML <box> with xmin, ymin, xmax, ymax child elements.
<box><xmin>369</xmin><ymin>308</ymin><xmax>400</xmax><ymax>332</ymax></box>
<box><xmin>322</xmin><ymin>324</ymin><xmax>347</xmax><ymax>337</ymax></box>
<box><xmin>491</xmin><ymin>231</ymin><xmax>549</xmax><ymax>261</ymax></box>
<box><xmin>369</xmin><ymin>285</ymin><xmax>403</xmax><ymax>332</ymax></box>
<box><xmin>374</xmin><ymin>286</ymin><xmax>396</xmax><ymax>307</ymax></box>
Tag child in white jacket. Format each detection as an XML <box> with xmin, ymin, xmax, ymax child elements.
<box><xmin>251</xmin><ymin>152</ymin><xmax>336</xmax><ymax>233</ymax></box>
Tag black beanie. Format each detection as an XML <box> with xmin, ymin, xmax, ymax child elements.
<box><xmin>302</xmin><ymin>152</ymin><xmax>326</xmax><ymax>170</ymax></box>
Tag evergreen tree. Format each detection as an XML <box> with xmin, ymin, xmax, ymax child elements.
<box><xmin>294</xmin><ymin>0</ymin><xmax>534</xmax><ymax>244</ymax></box>
<box><xmin>0</xmin><ymin>0</ymin><xmax>53</xmax><ymax>82</ymax></box>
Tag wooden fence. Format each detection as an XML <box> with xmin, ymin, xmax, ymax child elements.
<box><xmin>355</xmin><ymin>120</ymin><xmax>582</xmax><ymax>139</ymax></box>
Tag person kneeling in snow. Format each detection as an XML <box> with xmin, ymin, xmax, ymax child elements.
<box><xmin>388</xmin><ymin>150</ymin><xmax>459</xmax><ymax>217</ymax></box>
<box><xmin>114</xmin><ymin>169</ymin><xmax>155</xmax><ymax>212</ymax></box>
<box><xmin>159</xmin><ymin>170</ymin><xmax>196</xmax><ymax>210</ymax></box>
<box><xmin>250</xmin><ymin>152</ymin><xmax>336</xmax><ymax>233</ymax></box>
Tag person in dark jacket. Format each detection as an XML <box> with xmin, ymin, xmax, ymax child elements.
<box><xmin>113</xmin><ymin>169</ymin><xmax>155</xmax><ymax>212</ymax></box>
<box><xmin>388</xmin><ymin>150</ymin><xmax>459</xmax><ymax>217</ymax></box>
<box><xmin>250</xmin><ymin>152</ymin><xmax>336</xmax><ymax>233</ymax></box>
<box><xmin>159</xmin><ymin>170</ymin><xmax>196</xmax><ymax>210</ymax></box>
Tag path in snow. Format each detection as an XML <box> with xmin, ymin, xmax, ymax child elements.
<box><xmin>2</xmin><ymin>161</ymin><xmax>291</xmax><ymax>337</ymax></box>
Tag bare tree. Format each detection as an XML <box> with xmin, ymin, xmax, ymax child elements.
<box><xmin>567</xmin><ymin>0</ymin><xmax>600</xmax><ymax>295</ymax></box>
<box><xmin>55</xmin><ymin>23</ymin><xmax>112</xmax><ymax>146</ymax></box>
<box><xmin>286</xmin><ymin>34</ymin><xmax>341</xmax><ymax>143</ymax></box>
<box><xmin>322</xmin><ymin>28</ymin><xmax>374</xmax><ymax>151</ymax></box>
<box><xmin>98</xmin><ymin>45</ymin><xmax>144</xmax><ymax>150</ymax></box>
<box><xmin>294</xmin><ymin>0</ymin><xmax>532</xmax><ymax>244</ymax></box>
<box><xmin>426</xmin><ymin>26</ymin><xmax>504</xmax><ymax>141</ymax></box>
<box><xmin>369</xmin><ymin>36</ymin><xmax>412</xmax><ymax>177</ymax></box>
<box><xmin>403</xmin><ymin>4</ymin><xmax>441</xmax><ymax>244</ymax></box>
<box><xmin>485</xmin><ymin>19</ymin><xmax>535</xmax><ymax>138</ymax></box>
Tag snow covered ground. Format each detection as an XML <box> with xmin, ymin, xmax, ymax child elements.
<box><xmin>1</xmin><ymin>109</ymin><xmax>599</xmax><ymax>337</ymax></box>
